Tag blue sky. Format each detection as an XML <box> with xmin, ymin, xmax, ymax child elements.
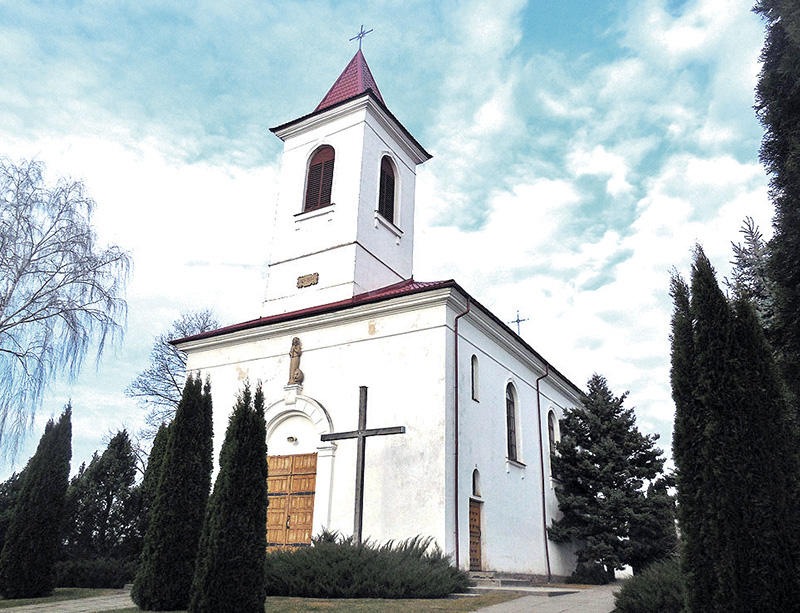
<box><xmin>0</xmin><ymin>0</ymin><xmax>770</xmax><ymax>477</ymax></box>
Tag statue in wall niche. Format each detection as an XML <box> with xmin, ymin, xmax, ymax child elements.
<box><xmin>288</xmin><ymin>337</ymin><xmax>304</xmax><ymax>385</ymax></box>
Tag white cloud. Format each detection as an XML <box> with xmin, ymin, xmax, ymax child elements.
<box><xmin>567</xmin><ymin>145</ymin><xmax>633</xmax><ymax>196</ymax></box>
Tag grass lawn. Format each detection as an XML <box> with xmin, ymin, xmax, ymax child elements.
<box><xmin>95</xmin><ymin>591</ymin><xmax>526</xmax><ymax>612</ymax></box>
<box><xmin>0</xmin><ymin>587</ymin><xmax>122</xmax><ymax>609</ymax></box>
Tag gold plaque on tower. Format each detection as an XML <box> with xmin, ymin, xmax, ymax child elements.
<box><xmin>297</xmin><ymin>273</ymin><xmax>319</xmax><ymax>288</ymax></box>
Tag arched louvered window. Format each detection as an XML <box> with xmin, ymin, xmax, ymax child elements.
<box><xmin>506</xmin><ymin>383</ymin><xmax>518</xmax><ymax>462</ymax></box>
<box><xmin>378</xmin><ymin>156</ymin><xmax>396</xmax><ymax>222</ymax></box>
<box><xmin>304</xmin><ymin>146</ymin><xmax>335</xmax><ymax>211</ymax></box>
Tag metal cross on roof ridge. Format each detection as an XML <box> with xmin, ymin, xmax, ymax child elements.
<box><xmin>349</xmin><ymin>24</ymin><xmax>373</xmax><ymax>50</ymax></box>
<box><xmin>509</xmin><ymin>310</ymin><xmax>529</xmax><ymax>335</ymax></box>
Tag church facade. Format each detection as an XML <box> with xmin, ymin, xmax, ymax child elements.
<box><xmin>176</xmin><ymin>50</ymin><xmax>580</xmax><ymax>579</ymax></box>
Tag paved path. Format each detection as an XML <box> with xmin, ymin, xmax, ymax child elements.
<box><xmin>477</xmin><ymin>583</ymin><xmax>620</xmax><ymax>612</ymax></box>
<box><xmin>6</xmin><ymin>584</ymin><xmax>620</xmax><ymax>612</ymax></box>
<box><xmin>5</xmin><ymin>591</ymin><xmax>134</xmax><ymax>612</ymax></box>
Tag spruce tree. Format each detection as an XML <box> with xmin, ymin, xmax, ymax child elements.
<box><xmin>131</xmin><ymin>374</ymin><xmax>213</xmax><ymax>611</ymax></box>
<box><xmin>626</xmin><ymin>476</ymin><xmax>677</xmax><ymax>575</ymax></box>
<box><xmin>189</xmin><ymin>382</ymin><xmax>268</xmax><ymax>613</ymax></box>
<box><xmin>754</xmin><ymin>0</ymin><xmax>800</xmax><ymax>406</ymax></box>
<box><xmin>0</xmin><ymin>405</ymin><xmax>72</xmax><ymax>598</ymax></box>
<box><xmin>548</xmin><ymin>374</ymin><xmax>665</xmax><ymax>579</ymax></box>
<box><xmin>670</xmin><ymin>248</ymin><xmax>800</xmax><ymax>611</ymax></box>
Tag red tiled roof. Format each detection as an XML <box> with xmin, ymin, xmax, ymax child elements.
<box><xmin>171</xmin><ymin>277</ymin><xmax>584</xmax><ymax>397</ymax></box>
<box><xmin>172</xmin><ymin>279</ymin><xmax>454</xmax><ymax>345</ymax></box>
<box><xmin>315</xmin><ymin>50</ymin><xmax>385</xmax><ymax>112</ymax></box>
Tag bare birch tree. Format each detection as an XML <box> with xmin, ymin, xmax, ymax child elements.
<box><xmin>126</xmin><ymin>309</ymin><xmax>219</xmax><ymax>439</ymax></box>
<box><xmin>0</xmin><ymin>158</ymin><xmax>130</xmax><ymax>456</ymax></box>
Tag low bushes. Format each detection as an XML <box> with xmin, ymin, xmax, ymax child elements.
<box><xmin>613</xmin><ymin>557</ymin><xmax>685</xmax><ymax>613</ymax></box>
<box><xmin>54</xmin><ymin>558</ymin><xmax>137</xmax><ymax>589</ymax></box>
<box><xmin>566</xmin><ymin>561</ymin><xmax>613</xmax><ymax>585</ymax></box>
<box><xmin>264</xmin><ymin>531</ymin><xmax>471</xmax><ymax>599</ymax></box>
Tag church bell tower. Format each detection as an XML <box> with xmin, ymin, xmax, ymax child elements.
<box><xmin>262</xmin><ymin>50</ymin><xmax>431</xmax><ymax>316</ymax></box>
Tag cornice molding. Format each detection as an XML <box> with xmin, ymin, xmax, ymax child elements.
<box><xmin>272</xmin><ymin>95</ymin><xmax>429</xmax><ymax>165</ymax></box>
<box><xmin>177</xmin><ymin>287</ymin><xmax>452</xmax><ymax>354</ymax></box>
<box><xmin>445</xmin><ymin>291</ymin><xmax>581</xmax><ymax>404</ymax></box>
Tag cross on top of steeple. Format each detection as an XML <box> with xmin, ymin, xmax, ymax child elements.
<box><xmin>349</xmin><ymin>24</ymin><xmax>373</xmax><ymax>50</ymax></box>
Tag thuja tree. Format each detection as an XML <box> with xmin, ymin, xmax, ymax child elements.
<box><xmin>131</xmin><ymin>374</ymin><xmax>213</xmax><ymax>611</ymax></box>
<box><xmin>0</xmin><ymin>472</ymin><xmax>23</xmax><ymax>554</ymax></box>
<box><xmin>671</xmin><ymin>248</ymin><xmax>800</xmax><ymax>612</ymax></box>
<box><xmin>189</xmin><ymin>382</ymin><xmax>268</xmax><ymax>613</ymax></box>
<box><xmin>132</xmin><ymin>422</ymin><xmax>170</xmax><ymax>547</ymax></box>
<box><xmin>754</xmin><ymin>0</ymin><xmax>800</xmax><ymax>406</ymax></box>
<box><xmin>0</xmin><ymin>405</ymin><xmax>72</xmax><ymax>598</ymax></box>
<box><xmin>548</xmin><ymin>375</ymin><xmax>665</xmax><ymax>579</ymax></box>
<box><xmin>63</xmin><ymin>430</ymin><xmax>138</xmax><ymax>561</ymax></box>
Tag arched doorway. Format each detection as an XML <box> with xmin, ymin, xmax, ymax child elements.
<box><xmin>264</xmin><ymin>395</ymin><xmax>336</xmax><ymax>551</ymax></box>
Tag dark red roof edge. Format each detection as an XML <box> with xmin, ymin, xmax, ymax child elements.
<box><xmin>269</xmin><ymin>89</ymin><xmax>432</xmax><ymax>162</ymax></box>
<box><xmin>172</xmin><ymin>278</ymin><xmax>583</xmax><ymax>398</ymax></box>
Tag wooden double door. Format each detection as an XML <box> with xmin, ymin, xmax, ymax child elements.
<box><xmin>267</xmin><ymin>453</ymin><xmax>317</xmax><ymax>551</ymax></box>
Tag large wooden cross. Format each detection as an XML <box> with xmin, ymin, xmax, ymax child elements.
<box><xmin>320</xmin><ymin>386</ymin><xmax>405</xmax><ymax>544</ymax></box>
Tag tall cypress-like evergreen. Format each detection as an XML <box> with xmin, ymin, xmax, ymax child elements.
<box><xmin>0</xmin><ymin>406</ymin><xmax>72</xmax><ymax>598</ymax></box>
<box><xmin>670</xmin><ymin>248</ymin><xmax>800</xmax><ymax>611</ymax></box>
<box><xmin>131</xmin><ymin>374</ymin><xmax>213</xmax><ymax>611</ymax></box>
<box><xmin>133</xmin><ymin>421</ymin><xmax>170</xmax><ymax>547</ymax></box>
<box><xmin>754</xmin><ymin>0</ymin><xmax>800</xmax><ymax>406</ymax></box>
<box><xmin>669</xmin><ymin>273</ymin><xmax>715</xmax><ymax>613</ymax></box>
<box><xmin>189</xmin><ymin>382</ymin><xmax>268</xmax><ymax>613</ymax></box>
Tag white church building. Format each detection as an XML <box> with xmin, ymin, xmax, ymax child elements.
<box><xmin>175</xmin><ymin>49</ymin><xmax>581</xmax><ymax>579</ymax></box>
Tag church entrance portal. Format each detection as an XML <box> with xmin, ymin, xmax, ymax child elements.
<box><xmin>469</xmin><ymin>499</ymin><xmax>482</xmax><ymax>570</ymax></box>
<box><xmin>267</xmin><ymin>453</ymin><xmax>317</xmax><ymax>551</ymax></box>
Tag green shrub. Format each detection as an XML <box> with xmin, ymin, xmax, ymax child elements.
<box><xmin>566</xmin><ymin>561</ymin><xmax>611</xmax><ymax>585</ymax></box>
<box><xmin>264</xmin><ymin>531</ymin><xmax>471</xmax><ymax>599</ymax></box>
<box><xmin>613</xmin><ymin>557</ymin><xmax>685</xmax><ymax>613</ymax></box>
<box><xmin>54</xmin><ymin>558</ymin><xmax>137</xmax><ymax>588</ymax></box>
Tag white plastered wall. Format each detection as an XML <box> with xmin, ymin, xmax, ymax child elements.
<box><xmin>181</xmin><ymin>291</ymin><xmax>450</xmax><ymax>548</ymax></box>
<box><xmin>443</xmin><ymin>291</ymin><xmax>580</xmax><ymax>577</ymax></box>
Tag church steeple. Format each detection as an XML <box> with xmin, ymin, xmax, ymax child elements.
<box><xmin>263</xmin><ymin>51</ymin><xmax>431</xmax><ymax>317</ymax></box>
<box><xmin>315</xmin><ymin>50</ymin><xmax>385</xmax><ymax>112</ymax></box>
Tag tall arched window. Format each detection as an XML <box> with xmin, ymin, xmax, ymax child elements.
<box><xmin>471</xmin><ymin>355</ymin><xmax>479</xmax><ymax>401</ymax></box>
<box><xmin>378</xmin><ymin>156</ymin><xmax>396</xmax><ymax>222</ymax></box>
<box><xmin>506</xmin><ymin>383</ymin><xmax>518</xmax><ymax>461</ymax></box>
<box><xmin>472</xmin><ymin>469</ymin><xmax>481</xmax><ymax>497</ymax></box>
<box><xmin>548</xmin><ymin>410</ymin><xmax>558</xmax><ymax>457</ymax></box>
<box><xmin>304</xmin><ymin>146</ymin><xmax>335</xmax><ymax>211</ymax></box>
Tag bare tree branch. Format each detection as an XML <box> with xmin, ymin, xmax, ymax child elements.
<box><xmin>126</xmin><ymin>309</ymin><xmax>219</xmax><ymax>440</ymax></box>
<box><xmin>0</xmin><ymin>158</ymin><xmax>131</xmax><ymax>457</ymax></box>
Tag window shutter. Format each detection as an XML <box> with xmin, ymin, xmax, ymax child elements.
<box><xmin>305</xmin><ymin>163</ymin><xmax>323</xmax><ymax>210</ymax></box>
<box><xmin>320</xmin><ymin>159</ymin><xmax>334</xmax><ymax>206</ymax></box>
<box><xmin>304</xmin><ymin>146</ymin><xmax>335</xmax><ymax>211</ymax></box>
<box><xmin>378</xmin><ymin>157</ymin><xmax>395</xmax><ymax>222</ymax></box>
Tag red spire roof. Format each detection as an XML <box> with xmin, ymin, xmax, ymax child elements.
<box><xmin>315</xmin><ymin>50</ymin><xmax>385</xmax><ymax>112</ymax></box>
